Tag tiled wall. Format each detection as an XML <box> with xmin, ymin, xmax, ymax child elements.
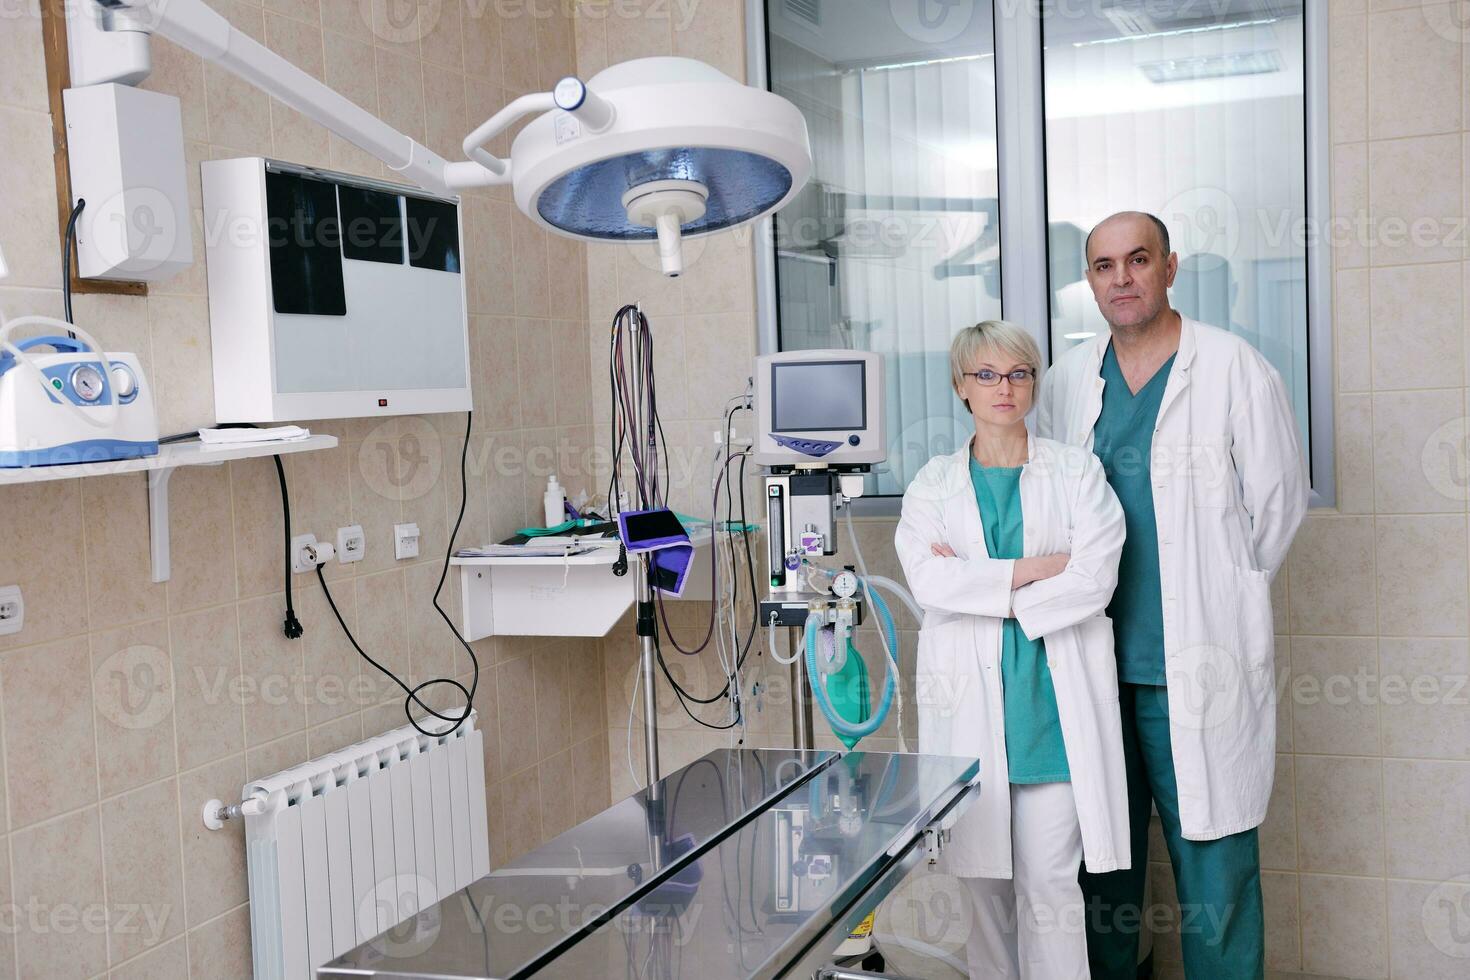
<box><xmin>585</xmin><ymin>2</ymin><xmax>1470</xmax><ymax>978</ymax></box>
<box><xmin>0</xmin><ymin>1</ymin><xmax>607</xmax><ymax>976</ymax></box>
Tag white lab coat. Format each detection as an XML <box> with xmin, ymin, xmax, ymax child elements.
<box><xmin>896</xmin><ymin>434</ymin><xmax>1130</xmax><ymax>879</ymax></box>
<box><xmin>1035</xmin><ymin>316</ymin><xmax>1309</xmax><ymax>841</ymax></box>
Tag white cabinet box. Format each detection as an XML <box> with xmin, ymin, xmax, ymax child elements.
<box><xmin>202</xmin><ymin>158</ymin><xmax>472</xmax><ymax>422</ymax></box>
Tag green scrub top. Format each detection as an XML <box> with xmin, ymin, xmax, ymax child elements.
<box><xmin>969</xmin><ymin>459</ymin><xmax>1070</xmax><ymax>785</ymax></box>
<box><xmin>1093</xmin><ymin>344</ymin><xmax>1177</xmax><ymax>686</ymax></box>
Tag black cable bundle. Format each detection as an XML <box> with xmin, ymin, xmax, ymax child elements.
<box><xmin>604</xmin><ymin>306</ymin><xmax>759</xmax><ymax>734</ymax></box>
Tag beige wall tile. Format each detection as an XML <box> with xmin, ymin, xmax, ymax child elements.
<box><xmin>110</xmin><ymin>935</ymin><xmax>190</xmax><ymax>980</ymax></box>
<box><xmin>1286</xmin><ymin>516</ymin><xmax>1377</xmax><ymax>635</ymax></box>
<box><xmin>424</xmin><ymin>0</ymin><xmax>467</xmax><ymax>71</ymax></box>
<box><xmin>1261</xmin><ymin>754</ymin><xmax>1298</xmax><ymax>872</ymax></box>
<box><xmin>671</xmin><ymin>0</ymin><xmax>743</xmax><ymax>80</ymax></box>
<box><xmin>185</xmin><ymin>902</ymin><xmax>253</xmax><ymax>979</ymax></box>
<box><xmin>1330</xmin><ymin>10</ymin><xmax>1367</xmax><ymax>144</ymax></box>
<box><xmin>1333</xmin><ymin>142</ymin><xmax>1370</xmax><ymax>269</ymax></box>
<box><xmin>1368</xmin><ymin>135</ymin><xmax>1464</xmax><ymax>267</ymax></box>
<box><xmin>102</xmin><ymin>779</ymin><xmax>186</xmax><ymax>963</ymax></box>
<box><xmin>1388</xmin><ymin>876</ymin><xmax>1470</xmax><ymax>978</ymax></box>
<box><xmin>497</xmin><ymin>654</ymin><xmax>537</xmax><ymax>774</ymax></box>
<box><xmin>0</xmin><ymin>7</ymin><xmax>48</xmax><ymax>112</ymax></box>
<box><xmin>1379</xmin><ymin>637</ymin><xmax>1470</xmax><ymax>760</ymax></box>
<box><xmin>534</xmin><ymin>645</ymin><xmax>571</xmax><ymax>760</ymax></box>
<box><xmin>169</xmin><ymin>605</ymin><xmax>246</xmax><ymax>771</ymax></box>
<box><xmin>500</xmin><ymin>764</ymin><xmax>542</xmax><ymax>859</ymax></box>
<box><xmin>1368</xmin><ymin>5</ymin><xmax>1463</xmax><ymax>140</ymax></box>
<box><xmin>1383</xmin><ymin>759</ymin><xmax>1470</xmax><ymax>879</ymax></box>
<box><xmin>0</xmin><ymin>481</ymin><xmax>88</xmax><ymax>654</ymax></box>
<box><xmin>1290</xmin><ymin>636</ymin><xmax>1382</xmax><ymax>757</ymax></box>
<box><xmin>1300</xmin><ymin>873</ymin><xmax>1387</xmax><ymax>979</ymax></box>
<box><xmin>11</xmin><ymin>807</ymin><xmax>108</xmax><ymax>978</ymax></box>
<box><xmin>177</xmin><ymin>756</ymin><xmax>248</xmax><ymax>927</ymax></box>
<box><xmin>165</xmin><ymin>464</ymin><xmax>239</xmax><ymax>613</ymax></box>
<box><xmin>0</xmin><ymin>108</ymin><xmax>61</xmax><ymax>290</ymax></box>
<box><xmin>1368</xmin><ymin>263</ymin><xmax>1464</xmax><ymax>391</ymax></box>
<box><xmin>1373</xmin><ymin>388</ymin><xmax>1467</xmax><ymax>513</ymax></box>
<box><xmin>538</xmin><ymin>749</ymin><xmax>574</xmax><ymax>838</ymax></box>
<box><xmin>1375</xmin><ymin>515</ymin><xmax>1469</xmax><ymax>635</ymax></box>
<box><xmin>1296</xmin><ymin>755</ymin><xmax>1384</xmax><ymax>875</ymax></box>
<box><xmin>572</xmin><ymin>733</ymin><xmax>610</xmax><ymax>823</ymax></box>
<box><xmin>604</xmin><ymin>0</ymin><xmax>672</xmax><ymax>61</ymax></box>
<box><xmin>1335</xmin><ymin>393</ymin><xmax>1376</xmax><ymax>514</ymax></box>
<box><xmin>84</xmin><ymin>473</ymin><xmax>167</xmax><ymax>626</ymax></box>
<box><xmin>1262</xmin><ymin>870</ymin><xmax>1301</xmax><ymax>973</ymax></box>
<box><xmin>91</xmin><ymin>619</ymin><xmax>177</xmax><ymax>798</ymax></box>
<box><xmin>3</xmin><ymin>638</ymin><xmax>98</xmax><ymax>828</ymax></box>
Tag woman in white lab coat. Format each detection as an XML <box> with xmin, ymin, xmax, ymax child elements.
<box><xmin>895</xmin><ymin>321</ymin><xmax>1129</xmax><ymax>980</ymax></box>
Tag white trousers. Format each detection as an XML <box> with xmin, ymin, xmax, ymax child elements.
<box><xmin>962</xmin><ymin>781</ymin><xmax>1088</xmax><ymax>980</ymax></box>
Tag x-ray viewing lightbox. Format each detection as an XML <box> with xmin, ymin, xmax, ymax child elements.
<box><xmin>202</xmin><ymin>158</ymin><xmax>472</xmax><ymax>422</ymax></box>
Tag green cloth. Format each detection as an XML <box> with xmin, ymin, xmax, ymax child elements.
<box><xmin>1079</xmin><ymin>683</ymin><xmax>1265</xmax><ymax>979</ymax></box>
<box><xmin>968</xmin><ymin>460</ymin><xmax>1070</xmax><ymax>784</ymax></box>
<box><xmin>1092</xmin><ymin>345</ymin><xmax>1177</xmax><ymax>686</ymax></box>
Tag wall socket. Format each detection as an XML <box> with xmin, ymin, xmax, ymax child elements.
<box><xmin>291</xmin><ymin>534</ymin><xmax>320</xmax><ymax>574</ymax></box>
<box><xmin>0</xmin><ymin>585</ymin><xmax>23</xmax><ymax>637</ymax></box>
<box><xmin>394</xmin><ymin>523</ymin><xmax>420</xmax><ymax>561</ymax></box>
<box><xmin>337</xmin><ymin>525</ymin><xmax>365</xmax><ymax>564</ymax></box>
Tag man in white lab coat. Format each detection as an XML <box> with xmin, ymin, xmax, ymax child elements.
<box><xmin>1035</xmin><ymin>212</ymin><xmax>1308</xmax><ymax>979</ymax></box>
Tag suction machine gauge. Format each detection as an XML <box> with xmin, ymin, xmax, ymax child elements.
<box><xmin>70</xmin><ymin>364</ymin><xmax>105</xmax><ymax>402</ymax></box>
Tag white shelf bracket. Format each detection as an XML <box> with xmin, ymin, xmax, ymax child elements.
<box><xmin>148</xmin><ymin>465</ymin><xmax>174</xmax><ymax>584</ymax></box>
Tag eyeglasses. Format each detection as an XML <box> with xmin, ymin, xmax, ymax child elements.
<box><xmin>963</xmin><ymin>368</ymin><xmax>1036</xmax><ymax>387</ymax></box>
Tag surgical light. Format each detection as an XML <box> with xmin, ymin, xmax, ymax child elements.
<box><xmin>69</xmin><ymin>3</ymin><xmax>813</xmax><ymax>278</ymax></box>
<box><xmin>464</xmin><ymin>58</ymin><xmax>812</xmax><ymax>277</ymax></box>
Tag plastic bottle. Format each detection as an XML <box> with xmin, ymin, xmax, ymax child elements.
<box><xmin>543</xmin><ymin>476</ymin><xmax>565</xmax><ymax>527</ymax></box>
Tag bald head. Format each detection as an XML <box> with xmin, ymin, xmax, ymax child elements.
<box><xmin>1083</xmin><ymin>211</ymin><xmax>1178</xmax><ymax>331</ymax></box>
<box><xmin>1085</xmin><ymin>211</ymin><xmax>1171</xmax><ymax>265</ymax></box>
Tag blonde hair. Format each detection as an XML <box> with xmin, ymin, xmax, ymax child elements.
<box><xmin>949</xmin><ymin>320</ymin><xmax>1043</xmax><ymax>398</ymax></box>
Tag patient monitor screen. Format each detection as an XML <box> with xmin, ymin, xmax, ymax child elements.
<box><xmin>771</xmin><ymin>360</ymin><xmax>866</xmax><ymax>432</ymax></box>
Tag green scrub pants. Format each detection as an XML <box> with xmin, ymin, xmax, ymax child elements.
<box><xmin>1079</xmin><ymin>683</ymin><xmax>1265</xmax><ymax>980</ymax></box>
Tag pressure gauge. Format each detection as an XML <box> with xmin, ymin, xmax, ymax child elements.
<box><xmin>70</xmin><ymin>364</ymin><xmax>105</xmax><ymax>403</ymax></box>
<box><xmin>832</xmin><ymin>569</ymin><xmax>859</xmax><ymax>600</ymax></box>
<box><xmin>110</xmin><ymin>364</ymin><xmax>137</xmax><ymax>399</ymax></box>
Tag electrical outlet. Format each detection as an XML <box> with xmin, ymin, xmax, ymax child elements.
<box><xmin>394</xmin><ymin>522</ymin><xmax>420</xmax><ymax>561</ymax></box>
<box><xmin>337</xmin><ymin>525</ymin><xmax>366</xmax><ymax>564</ymax></box>
<box><xmin>0</xmin><ymin>585</ymin><xmax>22</xmax><ymax>637</ymax></box>
<box><xmin>291</xmin><ymin>534</ymin><xmax>320</xmax><ymax>574</ymax></box>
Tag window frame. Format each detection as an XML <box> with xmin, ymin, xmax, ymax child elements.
<box><xmin>749</xmin><ymin>0</ymin><xmax>1335</xmax><ymax>512</ymax></box>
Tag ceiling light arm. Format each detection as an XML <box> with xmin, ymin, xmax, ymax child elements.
<box><xmin>461</xmin><ymin>78</ymin><xmax>615</xmax><ymax>177</ymax></box>
<box><xmin>96</xmin><ymin>0</ymin><xmax>503</xmax><ymax>193</ymax></box>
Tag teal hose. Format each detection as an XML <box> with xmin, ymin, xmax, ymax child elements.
<box><xmin>805</xmin><ymin>583</ymin><xmax>900</xmax><ymax>742</ymax></box>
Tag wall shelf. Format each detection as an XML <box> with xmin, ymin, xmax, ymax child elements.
<box><xmin>0</xmin><ymin>435</ymin><xmax>338</xmax><ymax>583</ymax></box>
<box><xmin>451</xmin><ymin>528</ymin><xmax>713</xmax><ymax>638</ymax></box>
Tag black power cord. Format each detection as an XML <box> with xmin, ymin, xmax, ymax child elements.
<box><xmin>306</xmin><ymin>411</ymin><xmax>481</xmax><ymax>737</ymax></box>
<box><xmin>62</xmin><ymin>198</ymin><xmax>84</xmax><ymax>339</ymax></box>
<box><xmin>273</xmin><ymin>455</ymin><xmax>304</xmax><ymax>640</ymax></box>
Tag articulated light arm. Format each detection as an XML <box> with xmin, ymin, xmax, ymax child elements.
<box><xmin>94</xmin><ymin>0</ymin><xmax>601</xmax><ymax>194</ymax></box>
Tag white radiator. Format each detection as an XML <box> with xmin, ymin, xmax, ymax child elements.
<box><xmin>241</xmin><ymin>713</ymin><xmax>492</xmax><ymax>980</ymax></box>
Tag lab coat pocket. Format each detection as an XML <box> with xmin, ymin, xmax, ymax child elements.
<box><xmin>1075</xmin><ymin>615</ymin><xmax>1120</xmax><ymax>704</ymax></box>
<box><xmin>1233</xmin><ymin>564</ymin><xmax>1274</xmax><ymax>673</ymax></box>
